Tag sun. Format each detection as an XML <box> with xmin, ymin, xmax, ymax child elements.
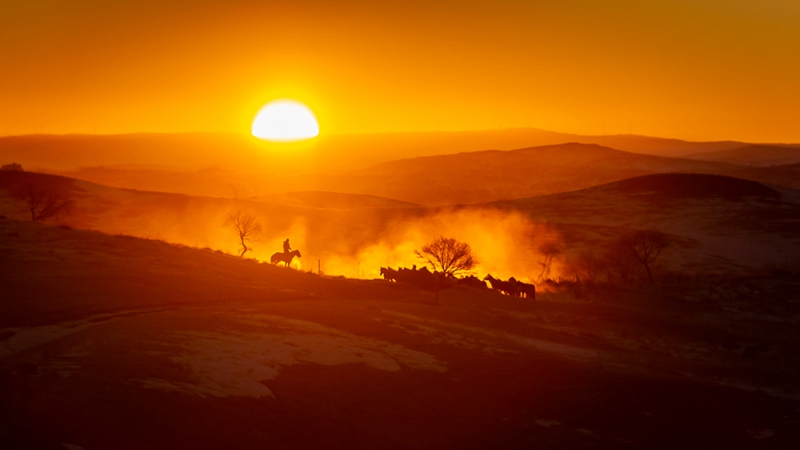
<box><xmin>251</xmin><ymin>99</ymin><xmax>319</xmax><ymax>142</ymax></box>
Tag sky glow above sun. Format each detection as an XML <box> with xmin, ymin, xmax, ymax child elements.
<box><xmin>251</xmin><ymin>100</ymin><xmax>319</xmax><ymax>142</ymax></box>
<box><xmin>3</xmin><ymin>1</ymin><xmax>800</xmax><ymax>141</ymax></box>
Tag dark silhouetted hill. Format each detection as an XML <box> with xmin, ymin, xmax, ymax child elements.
<box><xmin>3</xmin><ymin>130</ymin><xmax>798</xmax><ymax>174</ymax></box>
<box><xmin>608</xmin><ymin>173</ymin><xmax>781</xmax><ymax>200</ymax></box>
<box><xmin>686</xmin><ymin>145</ymin><xmax>800</xmax><ymax>167</ymax></box>
<box><xmin>300</xmin><ymin>143</ymin><xmax>799</xmax><ymax>205</ymax></box>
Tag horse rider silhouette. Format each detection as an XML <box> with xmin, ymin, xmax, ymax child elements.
<box><xmin>283</xmin><ymin>238</ymin><xmax>291</xmax><ymax>254</ymax></box>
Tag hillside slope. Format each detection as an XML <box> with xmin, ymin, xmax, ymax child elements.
<box><xmin>2</xmin><ymin>218</ymin><xmax>800</xmax><ymax>448</ymax></box>
<box><xmin>486</xmin><ymin>173</ymin><xmax>800</xmax><ymax>273</ymax></box>
<box><xmin>0</xmin><ymin>171</ymin><xmax>431</xmax><ymax>278</ymax></box>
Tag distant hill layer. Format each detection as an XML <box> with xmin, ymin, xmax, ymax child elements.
<box><xmin>686</xmin><ymin>145</ymin><xmax>800</xmax><ymax>167</ymax></box>
<box><xmin>298</xmin><ymin>143</ymin><xmax>799</xmax><ymax>205</ymax></box>
<box><xmin>608</xmin><ymin>173</ymin><xmax>781</xmax><ymax>200</ymax></box>
<box><xmin>3</xmin><ymin>130</ymin><xmax>799</xmax><ymax>175</ymax></box>
<box><xmin>277</xmin><ymin>191</ymin><xmax>418</xmax><ymax>209</ymax></box>
<box><xmin>6</xmin><ymin>140</ymin><xmax>798</xmax><ymax>206</ymax></box>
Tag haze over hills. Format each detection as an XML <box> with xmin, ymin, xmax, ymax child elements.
<box><xmin>296</xmin><ymin>143</ymin><xmax>800</xmax><ymax>205</ymax></box>
<box><xmin>11</xmin><ymin>141</ymin><xmax>796</xmax><ymax>205</ymax></box>
<box><xmin>5</xmin><ymin>130</ymin><xmax>800</xmax><ymax>204</ymax></box>
<box><xmin>686</xmin><ymin>145</ymin><xmax>800</xmax><ymax>167</ymax></box>
<box><xmin>3</xmin><ymin>129</ymin><xmax>799</xmax><ymax>175</ymax></box>
<box><xmin>2</xmin><ymin>170</ymin><xmax>798</xmax><ymax>279</ymax></box>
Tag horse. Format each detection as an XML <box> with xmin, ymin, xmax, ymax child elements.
<box><xmin>484</xmin><ymin>274</ymin><xmax>534</xmax><ymax>298</ymax></box>
<box><xmin>484</xmin><ymin>274</ymin><xmax>512</xmax><ymax>295</ymax></box>
<box><xmin>380</xmin><ymin>267</ymin><xmax>398</xmax><ymax>282</ymax></box>
<box><xmin>271</xmin><ymin>249</ymin><xmax>301</xmax><ymax>267</ymax></box>
<box><xmin>519</xmin><ymin>282</ymin><xmax>536</xmax><ymax>299</ymax></box>
<box><xmin>457</xmin><ymin>275</ymin><xmax>488</xmax><ymax>289</ymax></box>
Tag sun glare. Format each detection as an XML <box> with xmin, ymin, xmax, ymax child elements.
<box><xmin>251</xmin><ymin>100</ymin><xmax>319</xmax><ymax>142</ymax></box>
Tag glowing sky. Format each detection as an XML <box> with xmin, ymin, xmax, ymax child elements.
<box><xmin>2</xmin><ymin>0</ymin><xmax>799</xmax><ymax>141</ymax></box>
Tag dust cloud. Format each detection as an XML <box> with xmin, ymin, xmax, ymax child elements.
<box><xmin>10</xmin><ymin>183</ymin><xmax>565</xmax><ymax>284</ymax></box>
<box><xmin>203</xmin><ymin>207</ymin><xmax>566</xmax><ymax>283</ymax></box>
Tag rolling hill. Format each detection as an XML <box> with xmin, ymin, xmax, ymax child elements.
<box><xmin>686</xmin><ymin>145</ymin><xmax>800</xmax><ymax>167</ymax></box>
<box><xmin>37</xmin><ymin>142</ymin><xmax>800</xmax><ymax>206</ymax></box>
<box><xmin>0</xmin><ymin>170</ymin><xmax>432</xmax><ymax>279</ymax></box>
<box><xmin>4</xmin><ymin>132</ymin><xmax>799</xmax><ymax>204</ymax></box>
<box><xmin>296</xmin><ymin>143</ymin><xmax>800</xmax><ymax>206</ymax></box>
<box><xmin>3</xmin><ymin>170</ymin><xmax>798</xmax><ymax>279</ymax></box>
<box><xmin>486</xmin><ymin>173</ymin><xmax>800</xmax><ymax>274</ymax></box>
<box><xmin>3</xmin><ymin>129</ymin><xmax>799</xmax><ymax>175</ymax></box>
<box><xmin>3</xmin><ymin>210</ymin><xmax>800</xmax><ymax>448</ymax></box>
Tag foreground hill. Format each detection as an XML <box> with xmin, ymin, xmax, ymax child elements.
<box><xmin>2</xmin><ymin>217</ymin><xmax>800</xmax><ymax>449</ymax></box>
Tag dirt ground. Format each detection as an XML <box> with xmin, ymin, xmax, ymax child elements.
<box><xmin>2</xmin><ymin>217</ymin><xmax>800</xmax><ymax>449</ymax></box>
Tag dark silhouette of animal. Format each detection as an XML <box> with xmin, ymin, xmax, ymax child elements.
<box><xmin>484</xmin><ymin>274</ymin><xmax>512</xmax><ymax>295</ymax></box>
<box><xmin>380</xmin><ymin>267</ymin><xmax>398</xmax><ymax>282</ymax></box>
<box><xmin>519</xmin><ymin>281</ymin><xmax>536</xmax><ymax>299</ymax></box>
<box><xmin>484</xmin><ymin>274</ymin><xmax>535</xmax><ymax>298</ymax></box>
<box><xmin>271</xmin><ymin>249</ymin><xmax>301</xmax><ymax>266</ymax></box>
<box><xmin>381</xmin><ymin>266</ymin><xmax>450</xmax><ymax>290</ymax></box>
<box><xmin>457</xmin><ymin>275</ymin><xmax>487</xmax><ymax>289</ymax></box>
<box><xmin>507</xmin><ymin>277</ymin><xmax>522</xmax><ymax>297</ymax></box>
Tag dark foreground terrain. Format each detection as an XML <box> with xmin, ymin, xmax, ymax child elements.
<box><xmin>2</xmin><ymin>218</ymin><xmax>800</xmax><ymax>449</ymax></box>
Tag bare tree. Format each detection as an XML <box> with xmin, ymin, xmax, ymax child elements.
<box><xmin>573</xmin><ymin>250</ymin><xmax>600</xmax><ymax>284</ymax></box>
<box><xmin>618</xmin><ymin>230</ymin><xmax>672</xmax><ymax>284</ymax></box>
<box><xmin>1</xmin><ymin>163</ymin><xmax>23</xmax><ymax>171</ymax></box>
<box><xmin>225</xmin><ymin>211</ymin><xmax>262</xmax><ymax>257</ymax></box>
<box><xmin>13</xmin><ymin>182</ymin><xmax>74</xmax><ymax>222</ymax></box>
<box><xmin>227</xmin><ymin>182</ymin><xmax>252</xmax><ymax>199</ymax></box>
<box><xmin>537</xmin><ymin>241</ymin><xmax>563</xmax><ymax>282</ymax></box>
<box><xmin>601</xmin><ymin>240</ymin><xmax>640</xmax><ymax>283</ymax></box>
<box><xmin>414</xmin><ymin>236</ymin><xmax>477</xmax><ymax>277</ymax></box>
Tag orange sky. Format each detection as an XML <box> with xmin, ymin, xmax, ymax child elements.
<box><xmin>2</xmin><ymin>0</ymin><xmax>799</xmax><ymax>142</ymax></box>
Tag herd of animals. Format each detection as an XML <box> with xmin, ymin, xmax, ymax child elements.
<box><xmin>379</xmin><ymin>266</ymin><xmax>535</xmax><ymax>299</ymax></box>
<box><xmin>269</xmin><ymin>248</ymin><xmax>536</xmax><ymax>299</ymax></box>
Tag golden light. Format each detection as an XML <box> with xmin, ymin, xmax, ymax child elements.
<box><xmin>251</xmin><ymin>99</ymin><xmax>319</xmax><ymax>142</ymax></box>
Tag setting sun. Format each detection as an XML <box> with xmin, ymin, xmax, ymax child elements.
<box><xmin>251</xmin><ymin>100</ymin><xmax>319</xmax><ymax>142</ymax></box>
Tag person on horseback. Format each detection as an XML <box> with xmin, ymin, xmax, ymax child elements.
<box><xmin>283</xmin><ymin>238</ymin><xmax>292</xmax><ymax>254</ymax></box>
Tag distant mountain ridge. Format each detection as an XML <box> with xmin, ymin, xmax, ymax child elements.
<box><xmin>686</xmin><ymin>145</ymin><xmax>800</xmax><ymax>167</ymax></box>
<box><xmin>3</xmin><ymin>129</ymin><xmax>799</xmax><ymax>174</ymax></box>
<box><xmin>297</xmin><ymin>143</ymin><xmax>800</xmax><ymax>205</ymax></box>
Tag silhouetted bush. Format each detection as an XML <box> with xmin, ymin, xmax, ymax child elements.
<box><xmin>415</xmin><ymin>236</ymin><xmax>477</xmax><ymax>277</ymax></box>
